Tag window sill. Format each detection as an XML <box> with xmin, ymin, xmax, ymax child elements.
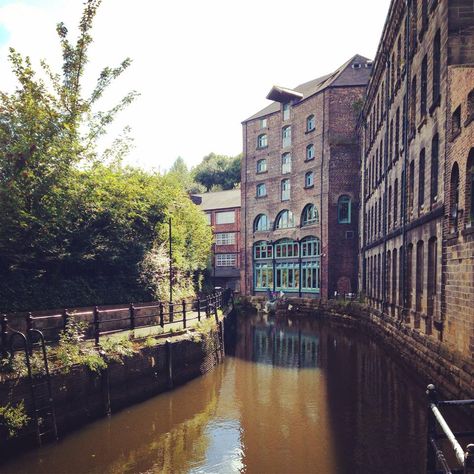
<box><xmin>451</xmin><ymin>129</ymin><xmax>461</xmax><ymax>141</ymax></box>
<box><xmin>461</xmin><ymin>225</ymin><xmax>474</xmax><ymax>237</ymax></box>
<box><xmin>256</xmin><ymin>145</ymin><xmax>268</xmax><ymax>150</ymax></box>
<box><xmin>464</xmin><ymin>114</ymin><xmax>474</xmax><ymax>128</ymax></box>
<box><xmin>305</xmin><ymin>128</ymin><xmax>315</xmax><ymax>135</ymax></box>
<box><xmin>256</xmin><ymin>194</ymin><xmax>267</xmax><ymax>199</ymax></box>
<box><xmin>305</xmin><ymin>157</ymin><xmax>315</xmax><ymax>162</ymax></box>
<box><xmin>417</xmin><ymin>115</ymin><xmax>427</xmax><ymax>132</ymax></box>
<box><xmin>304</xmin><ymin>184</ymin><xmax>314</xmax><ymax>190</ymax></box>
<box><xmin>429</xmin><ymin>95</ymin><xmax>441</xmax><ymax>115</ymax></box>
<box><xmin>256</xmin><ymin>170</ymin><xmax>268</xmax><ymax>175</ymax></box>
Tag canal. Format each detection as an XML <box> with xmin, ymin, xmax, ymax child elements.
<box><xmin>3</xmin><ymin>311</ymin><xmax>431</xmax><ymax>473</ymax></box>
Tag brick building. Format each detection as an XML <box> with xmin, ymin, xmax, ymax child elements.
<box><xmin>195</xmin><ymin>190</ymin><xmax>241</xmax><ymax>292</ymax></box>
<box><xmin>359</xmin><ymin>0</ymin><xmax>474</xmax><ymax>355</ymax></box>
<box><xmin>241</xmin><ymin>55</ymin><xmax>371</xmax><ymax>299</ymax></box>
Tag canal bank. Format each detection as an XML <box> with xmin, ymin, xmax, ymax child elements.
<box><xmin>0</xmin><ymin>308</ymin><xmax>231</xmax><ymax>455</ymax></box>
<box><xmin>246</xmin><ymin>296</ymin><xmax>474</xmax><ymax>401</ymax></box>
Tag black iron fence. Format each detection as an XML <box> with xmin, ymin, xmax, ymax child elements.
<box><xmin>1</xmin><ymin>289</ymin><xmax>233</xmax><ymax>354</ymax></box>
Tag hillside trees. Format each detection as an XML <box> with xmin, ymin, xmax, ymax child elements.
<box><xmin>192</xmin><ymin>153</ymin><xmax>241</xmax><ymax>191</ymax></box>
<box><xmin>0</xmin><ymin>0</ymin><xmax>212</xmax><ymax>311</ymax></box>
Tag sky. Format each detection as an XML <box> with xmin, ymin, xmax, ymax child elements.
<box><xmin>0</xmin><ymin>0</ymin><xmax>391</xmax><ymax>171</ymax></box>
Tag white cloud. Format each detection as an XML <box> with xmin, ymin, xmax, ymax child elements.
<box><xmin>0</xmin><ymin>0</ymin><xmax>391</xmax><ymax>171</ymax></box>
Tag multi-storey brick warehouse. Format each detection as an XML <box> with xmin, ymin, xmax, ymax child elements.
<box><xmin>359</xmin><ymin>0</ymin><xmax>474</xmax><ymax>356</ymax></box>
<box><xmin>241</xmin><ymin>55</ymin><xmax>371</xmax><ymax>300</ymax></box>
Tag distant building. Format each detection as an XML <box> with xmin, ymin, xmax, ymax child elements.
<box><xmin>195</xmin><ymin>189</ymin><xmax>241</xmax><ymax>292</ymax></box>
<box><xmin>359</xmin><ymin>0</ymin><xmax>474</xmax><ymax>355</ymax></box>
<box><xmin>241</xmin><ymin>55</ymin><xmax>372</xmax><ymax>299</ymax></box>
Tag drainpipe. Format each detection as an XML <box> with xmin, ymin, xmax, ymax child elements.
<box><xmin>243</xmin><ymin>123</ymin><xmax>249</xmax><ymax>296</ymax></box>
<box><xmin>401</xmin><ymin>0</ymin><xmax>411</xmax><ymax>322</ymax></box>
<box><xmin>320</xmin><ymin>91</ymin><xmax>326</xmax><ymax>300</ymax></box>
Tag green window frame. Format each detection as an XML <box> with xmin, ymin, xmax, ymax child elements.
<box><xmin>254</xmin><ymin>262</ymin><xmax>274</xmax><ymax>290</ymax></box>
<box><xmin>254</xmin><ymin>241</ymin><xmax>273</xmax><ymax>260</ymax></box>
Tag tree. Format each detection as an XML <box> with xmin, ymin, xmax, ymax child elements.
<box><xmin>167</xmin><ymin>156</ymin><xmax>204</xmax><ymax>194</ymax></box>
<box><xmin>192</xmin><ymin>153</ymin><xmax>241</xmax><ymax>191</ymax></box>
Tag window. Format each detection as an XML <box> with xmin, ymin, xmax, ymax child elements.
<box><xmin>467</xmin><ymin>150</ymin><xmax>474</xmax><ymax>227</ymax></box>
<box><xmin>394</xmin><ymin>178</ymin><xmax>399</xmax><ymax>224</ymax></box>
<box><xmin>427</xmin><ymin>237</ymin><xmax>437</xmax><ymax>321</ymax></box>
<box><xmin>215</xmin><ymin>232</ymin><xmax>236</xmax><ymax>245</ymax></box>
<box><xmin>431</xmin><ymin>134</ymin><xmax>439</xmax><ymax>203</ymax></box>
<box><xmin>301</xmin><ymin>262</ymin><xmax>320</xmax><ymax>292</ymax></box>
<box><xmin>275</xmin><ymin>210</ymin><xmax>295</xmax><ymax>229</ymax></box>
<box><xmin>254</xmin><ymin>241</ymin><xmax>273</xmax><ymax>259</ymax></box>
<box><xmin>395</xmin><ymin>107</ymin><xmax>400</xmax><ymax>158</ymax></box>
<box><xmin>256</xmin><ymin>159</ymin><xmax>267</xmax><ymax>173</ymax></box>
<box><xmin>410</xmin><ymin>76</ymin><xmax>417</xmax><ymax>136</ymax></box>
<box><xmin>306</xmin><ymin>115</ymin><xmax>315</xmax><ymax>132</ymax></box>
<box><xmin>275</xmin><ymin>239</ymin><xmax>299</xmax><ymax>258</ymax></box>
<box><xmin>254</xmin><ymin>262</ymin><xmax>273</xmax><ymax>290</ymax></box>
<box><xmin>409</xmin><ymin>160</ymin><xmax>415</xmax><ymax>214</ymax></box>
<box><xmin>337</xmin><ymin>195</ymin><xmax>351</xmax><ymax>223</ymax></box>
<box><xmin>421</xmin><ymin>0</ymin><xmax>428</xmax><ymax>33</ymax></box>
<box><xmin>215</xmin><ymin>211</ymin><xmax>235</xmax><ymax>224</ymax></box>
<box><xmin>281</xmin><ymin>153</ymin><xmax>292</xmax><ymax>174</ymax></box>
<box><xmin>432</xmin><ymin>30</ymin><xmax>441</xmax><ymax>105</ymax></box>
<box><xmin>283</xmin><ymin>103</ymin><xmax>290</xmax><ymax>121</ymax></box>
<box><xmin>421</xmin><ymin>55</ymin><xmax>428</xmax><ymax>117</ymax></box>
<box><xmin>305</xmin><ymin>172</ymin><xmax>314</xmax><ymax>188</ymax></box>
<box><xmin>301</xmin><ymin>236</ymin><xmax>320</xmax><ymax>257</ymax></box>
<box><xmin>205</xmin><ymin>213</ymin><xmax>211</xmax><ymax>225</ymax></box>
<box><xmin>451</xmin><ymin>106</ymin><xmax>461</xmax><ymax>140</ymax></box>
<box><xmin>215</xmin><ymin>254</ymin><xmax>236</xmax><ymax>267</ymax></box>
<box><xmin>275</xmin><ymin>263</ymin><xmax>299</xmax><ymax>291</ymax></box>
<box><xmin>257</xmin><ymin>134</ymin><xmax>267</xmax><ymax>149</ymax></box>
<box><xmin>282</xmin><ymin>126</ymin><xmax>291</xmax><ymax>148</ymax></box>
<box><xmin>450</xmin><ymin>163</ymin><xmax>460</xmax><ymax>234</ymax></box>
<box><xmin>306</xmin><ymin>144</ymin><xmax>315</xmax><ymax>161</ymax></box>
<box><xmin>254</xmin><ymin>214</ymin><xmax>269</xmax><ymax>232</ymax></box>
<box><xmin>416</xmin><ymin>240</ymin><xmax>424</xmax><ymax>312</ymax></box>
<box><xmin>388</xmin><ymin>185</ymin><xmax>392</xmax><ymax>228</ymax></box>
<box><xmin>256</xmin><ymin>183</ymin><xmax>267</xmax><ymax>198</ymax></box>
<box><xmin>410</xmin><ymin>0</ymin><xmax>417</xmax><ymax>51</ymax></box>
<box><xmin>419</xmin><ymin>149</ymin><xmax>426</xmax><ymax>208</ymax></box>
<box><xmin>281</xmin><ymin>179</ymin><xmax>290</xmax><ymax>201</ymax></box>
<box><xmin>260</xmin><ymin>118</ymin><xmax>267</xmax><ymax>129</ymax></box>
<box><xmin>301</xmin><ymin>204</ymin><xmax>318</xmax><ymax>226</ymax></box>
<box><xmin>467</xmin><ymin>89</ymin><xmax>474</xmax><ymax>125</ymax></box>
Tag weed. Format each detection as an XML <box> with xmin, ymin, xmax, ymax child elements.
<box><xmin>0</xmin><ymin>401</ymin><xmax>29</xmax><ymax>437</ymax></box>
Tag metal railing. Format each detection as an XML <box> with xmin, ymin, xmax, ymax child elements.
<box><xmin>426</xmin><ymin>384</ymin><xmax>474</xmax><ymax>474</ymax></box>
<box><xmin>1</xmin><ymin>289</ymin><xmax>232</xmax><ymax>351</ymax></box>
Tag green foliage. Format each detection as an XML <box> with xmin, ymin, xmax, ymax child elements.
<box><xmin>0</xmin><ymin>1</ymin><xmax>212</xmax><ymax>312</ymax></box>
<box><xmin>167</xmin><ymin>157</ymin><xmax>204</xmax><ymax>194</ymax></box>
<box><xmin>99</xmin><ymin>337</ymin><xmax>137</xmax><ymax>364</ymax></box>
<box><xmin>192</xmin><ymin>153</ymin><xmax>241</xmax><ymax>191</ymax></box>
<box><xmin>0</xmin><ymin>401</ymin><xmax>29</xmax><ymax>438</ymax></box>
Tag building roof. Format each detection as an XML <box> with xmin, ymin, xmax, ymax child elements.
<box><xmin>243</xmin><ymin>54</ymin><xmax>372</xmax><ymax>123</ymax></box>
<box><xmin>194</xmin><ymin>189</ymin><xmax>241</xmax><ymax>211</ymax></box>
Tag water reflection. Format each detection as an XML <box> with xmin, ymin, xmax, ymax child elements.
<box><xmin>2</xmin><ymin>311</ymin><xmax>431</xmax><ymax>474</ymax></box>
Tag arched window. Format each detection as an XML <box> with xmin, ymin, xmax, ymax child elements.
<box><xmin>254</xmin><ymin>214</ymin><xmax>269</xmax><ymax>232</ymax></box>
<box><xmin>337</xmin><ymin>195</ymin><xmax>351</xmax><ymax>223</ymax></box>
<box><xmin>256</xmin><ymin>159</ymin><xmax>267</xmax><ymax>173</ymax></box>
<box><xmin>254</xmin><ymin>241</ymin><xmax>273</xmax><ymax>259</ymax></box>
<box><xmin>305</xmin><ymin>172</ymin><xmax>314</xmax><ymax>188</ymax></box>
<box><xmin>275</xmin><ymin>238</ymin><xmax>299</xmax><ymax>258</ymax></box>
<box><xmin>301</xmin><ymin>204</ymin><xmax>319</xmax><ymax>226</ymax></box>
<box><xmin>466</xmin><ymin>149</ymin><xmax>474</xmax><ymax>228</ymax></box>
<box><xmin>257</xmin><ymin>134</ymin><xmax>267</xmax><ymax>149</ymax></box>
<box><xmin>281</xmin><ymin>179</ymin><xmax>290</xmax><ymax>201</ymax></box>
<box><xmin>282</xmin><ymin>126</ymin><xmax>291</xmax><ymax>147</ymax></box>
<box><xmin>281</xmin><ymin>153</ymin><xmax>291</xmax><ymax>173</ymax></box>
<box><xmin>450</xmin><ymin>162</ymin><xmax>459</xmax><ymax>234</ymax></box>
<box><xmin>301</xmin><ymin>236</ymin><xmax>320</xmax><ymax>257</ymax></box>
<box><xmin>306</xmin><ymin>114</ymin><xmax>315</xmax><ymax>132</ymax></box>
<box><xmin>306</xmin><ymin>144</ymin><xmax>315</xmax><ymax>161</ymax></box>
<box><xmin>275</xmin><ymin>210</ymin><xmax>295</xmax><ymax>229</ymax></box>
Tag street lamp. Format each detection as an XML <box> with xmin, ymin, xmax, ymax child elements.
<box><xmin>169</xmin><ymin>217</ymin><xmax>173</xmax><ymax>303</ymax></box>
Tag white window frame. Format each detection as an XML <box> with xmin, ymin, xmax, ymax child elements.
<box><xmin>283</xmin><ymin>103</ymin><xmax>291</xmax><ymax>121</ymax></box>
<box><xmin>215</xmin><ymin>232</ymin><xmax>236</xmax><ymax>245</ymax></box>
<box><xmin>215</xmin><ymin>211</ymin><xmax>235</xmax><ymax>224</ymax></box>
<box><xmin>282</xmin><ymin>126</ymin><xmax>291</xmax><ymax>148</ymax></box>
<box><xmin>260</xmin><ymin>118</ymin><xmax>267</xmax><ymax>129</ymax></box>
<box><xmin>215</xmin><ymin>253</ymin><xmax>237</xmax><ymax>267</ymax></box>
<box><xmin>281</xmin><ymin>153</ymin><xmax>292</xmax><ymax>174</ymax></box>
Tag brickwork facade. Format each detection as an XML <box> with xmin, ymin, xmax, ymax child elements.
<box><xmin>241</xmin><ymin>56</ymin><xmax>370</xmax><ymax>300</ymax></box>
<box><xmin>359</xmin><ymin>0</ymin><xmax>474</xmax><ymax>358</ymax></box>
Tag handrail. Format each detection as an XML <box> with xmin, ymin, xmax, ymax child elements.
<box><xmin>426</xmin><ymin>384</ymin><xmax>474</xmax><ymax>474</ymax></box>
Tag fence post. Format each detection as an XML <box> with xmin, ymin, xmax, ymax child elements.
<box><xmin>197</xmin><ymin>299</ymin><xmax>201</xmax><ymax>322</ymax></box>
<box><xmin>1</xmin><ymin>315</ymin><xmax>8</xmax><ymax>358</ymax></box>
<box><xmin>214</xmin><ymin>300</ymin><xmax>219</xmax><ymax>324</ymax></box>
<box><xmin>26</xmin><ymin>312</ymin><xmax>33</xmax><ymax>355</ymax></box>
<box><xmin>159</xmin><ymin>302</ymin><xmax>164</xmax><ymax>328</ymax></box>
<box><xmin>426</xmin><ymin>384</ymin><xmax>437</xmax><ymax>473</ymax></box>
<box><xmin>129</xmin><ymin>303</ymin><xmax>135</xmax><ymax>331</ymax></box>
<box><xmin>62</xmin><ymin>309</ymin><xmax>69</xmax><ymax>330</ymax></box>
<box><xmin>182</xmin><ymin>300</ymin><xmax>186</xmax><ymax>329</ymax></box>
<box><xmin>169</xmin><ymin>302</ymin><xmax>174</xmax><ymax>323</ymax></box>
<box><xmin>93</xmin><ymin>306</ymin><xmax>100</xmax><ymax>346</ymax></box>
<box><xmin>206</xmin><ymin>296</ymin><xmax>210</xmax><ymax>319</ymax></box>
<box><xmin>465</xmin><ymin>444</ymin><xmax>474</xmax><ymax>474</ymax></box>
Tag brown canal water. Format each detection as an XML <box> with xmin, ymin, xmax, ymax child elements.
<box><xmin>2</xmin><ymin>312</ymin><xmax>431</xmax><ymax>474</ymax></box>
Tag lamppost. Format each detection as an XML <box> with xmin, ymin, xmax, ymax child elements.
<box><xmin>169</xmin><ymin>217</ymin><xmax>173</xmax><ymax>303</ymax></box>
